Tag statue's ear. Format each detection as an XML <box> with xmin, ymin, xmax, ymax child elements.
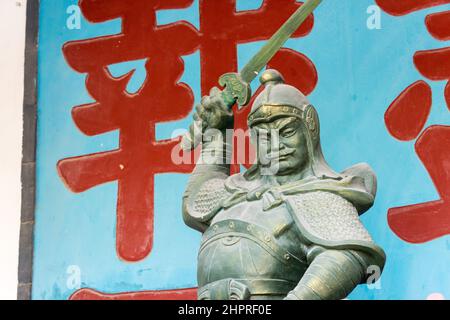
<box><xmin>302</xmin><ymin>104</ymin><xmax>320</xmax><ymax>142</ymax></box>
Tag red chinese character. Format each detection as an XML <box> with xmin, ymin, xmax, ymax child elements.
<box><xmin>378</xmin><ymin>0</ymin><xmax>450</xmax><ymax>243</ymax></box>
<box><xmin>375</xmin><ymin>0</ymin><xmax>450</xmax><ymax>16</ymax></box>
<box><xmin>388</xmin><ymin>126</ymin><xmax>450</xmax><ymax>243</ymax></box>
<box><xmin>60</xmin><ymin>0</ymin><xmax>200</xmax><ymax>263</ymax></box>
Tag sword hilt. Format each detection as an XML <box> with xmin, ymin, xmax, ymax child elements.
<box><xmin>219</xmin><ymin>73</ymin><xmax>252</xmax><ymax>108</ymax></box>
<box><xmin>180</xmin><ymin>73</ymin><xmax>251</xmax><ymax>151</ymax></box>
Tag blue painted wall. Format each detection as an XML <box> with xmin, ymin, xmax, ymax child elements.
<box><xmin>33</xmin><ymin>0</ymin><xmax>450</xmax><ymax>299</ymax></box>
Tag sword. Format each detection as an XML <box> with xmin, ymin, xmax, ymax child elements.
<box><xmin>181</xmin><ymin>0</ymin><xmax>322</xmax><ymax>151</ymax></box>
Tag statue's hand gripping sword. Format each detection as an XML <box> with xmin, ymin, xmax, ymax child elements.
<box><xmin>181</xmin><ymin>0</ymin><xmax>322</xmax><ymax>151</ymax></box>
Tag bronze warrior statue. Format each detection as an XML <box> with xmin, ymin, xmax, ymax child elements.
<box><xmin>182</xmin><ymin>69</ymin><xmax>386</xmax><ymax>300</ymax></box>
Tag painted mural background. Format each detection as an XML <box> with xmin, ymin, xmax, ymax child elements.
<box><xmin>33</xmin><ymin>0</ymin><xmax>450</xmax><ymax>300</ymax></box>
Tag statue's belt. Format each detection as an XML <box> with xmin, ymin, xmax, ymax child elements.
<box><xmin>198</xmin><ymin>278</ymin><xmax>296</xmax><ymax>300</ymax></box>
<box><xmin>200</xmin><ymin>219</ymin><xmax>305</xmax><ymax>266</ymax></box>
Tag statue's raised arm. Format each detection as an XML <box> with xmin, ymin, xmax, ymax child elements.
<box><xmin>182</xmin><ymin>87</ymin><xmax>235</xmax><ymax>233</ymax></box>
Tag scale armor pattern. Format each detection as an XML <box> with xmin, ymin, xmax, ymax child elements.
<box><xmin>290</xmin><ymin>191</ymin><xmax>373</xmax><ymax>242</ymax></box>
<box><xmin>193</xmin><ymin>178</ymin><xmax>228</xmax><ymax>216</ymax></box>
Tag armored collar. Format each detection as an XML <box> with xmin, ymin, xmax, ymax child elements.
<box><xmin>222</xmin><ymin>168</ymin><xmax>375</xmax><ymax>215</ymax></box>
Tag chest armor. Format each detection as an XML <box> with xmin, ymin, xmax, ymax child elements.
<box><xmin>197</xmin><ymin>196</ymin><xmax>309</xmax><ymax>289</ymax></box>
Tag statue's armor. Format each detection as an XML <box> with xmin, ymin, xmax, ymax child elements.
<box><xmin>197</xmin><ymin>195</ymin><xmax>308</xmax><ymax>300</ymax></box>
<box><xmin>187</xmin><ymin>172</ymin><xmax>382</xmax><ymax>300</ymax></box>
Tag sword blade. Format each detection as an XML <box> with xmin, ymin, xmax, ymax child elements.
<box><xmin>180</xmin><ymin>0</ymin><xmax>322</xmax><ymax>151</ymax></box>
<box><xmin>240</xmin><ymin>0</ymin><xmax>322</xmax><ymax>83</ymax></box>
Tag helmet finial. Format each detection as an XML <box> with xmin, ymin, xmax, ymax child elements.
<box><xmin>260</xmin><ymin>69</ymin><xmax>285</xmax><ymax>86</ymax></box>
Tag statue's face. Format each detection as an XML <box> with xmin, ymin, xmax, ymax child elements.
<box><xmin>253</xmin><ymin>116</ymin><xmax>309</xmax><ymax>176</ymax></box>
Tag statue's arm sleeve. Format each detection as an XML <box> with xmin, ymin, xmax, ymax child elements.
<box><xmin>284</xmin><ymin>191</ymin><xmax>386</xmax><ymax>300</ymax></box>
<box><xmin>285</xmin><ymin>248</ymin><xmax>373</xmax><ymax>300</ymax></box>
<box><xmin>182</xmin><ymin>131</ymin><xmax>231</xmax><ymax>233</ymax></box>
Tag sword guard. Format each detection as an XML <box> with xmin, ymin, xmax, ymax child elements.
<box><xmin>219</xmin><ymin>73</ymin><xmax>252</xmax><ymax>108</ymax></box>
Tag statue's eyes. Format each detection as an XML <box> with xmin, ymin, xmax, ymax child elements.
<box><xmin>281</xmin><ymin>128</ymin><xmax>296</xmax><ymax>138</ymax></box>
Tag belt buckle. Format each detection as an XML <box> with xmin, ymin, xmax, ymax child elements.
<box><xmin>198</xmin><ymin>279</ymin><xmax>251</xmax><ymax>300</ymax></box>
<box><xmin>229</xmin><ymin>279</ymin><xmax>251</xmax><ymax>300</ymax></box>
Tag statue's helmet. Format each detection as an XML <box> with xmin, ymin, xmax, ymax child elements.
<box><xmin>246</xmin><ymin>69</ymin><xmax>339</xmax><ymax>180</ymax></box>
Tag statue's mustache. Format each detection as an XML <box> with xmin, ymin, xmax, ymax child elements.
<box><xmin>261</xmin><ymin>147</ymin><xmax>296</xmax><ymax>162</ymax></box>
